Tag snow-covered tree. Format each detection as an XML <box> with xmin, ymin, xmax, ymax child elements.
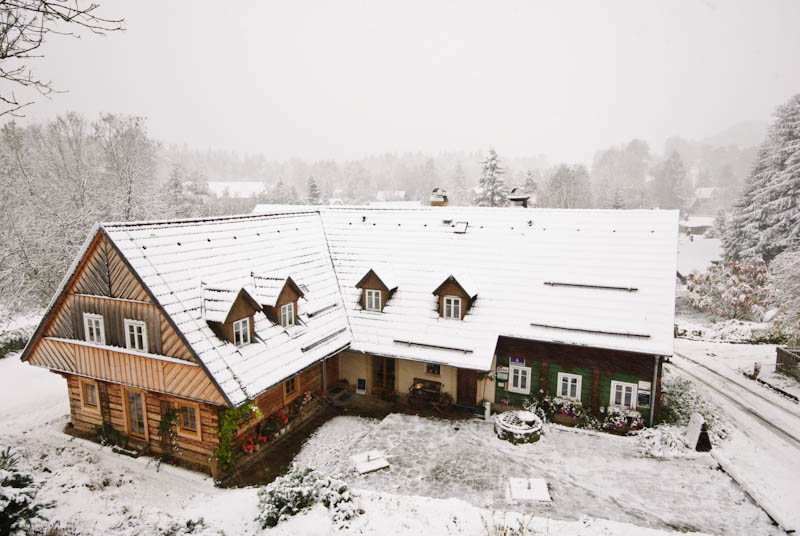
<box><xmin>541</xmin><ymin>164</ymin><xmax>592</xmax><ymax>208</ymax></box>
<box><xmin>474</xmin><ymin>147</ymin><xmax>508</xmax><ymax>207</ymax></box>
<box><xmin>523</xmin><ymin>170</ymin><xmax>539</xmax><ymax>196</ymax></box>
<box><xmin>687</xmin><ymin>259</ymin><xmax>774</xmax><ymax>320</ymax></box>
<box><xmin>0</xmin><ymin>447</ymin><xmax>52</xmax><ymax>535</ymax></box>
<box><xmin>768</xmin><ymin>247</ymin><xmax>800</xmax><ymax>345</ymax></box>
<box><xmin>724</xmin><ymin>93</ymin><xmax>800</xmax><ymax>262</ymax></box>
<box><xmin>449</xmin><ymin>163</ymin><xmax>467</xmax><ymax>205</ymax></box>
<box><xmin>652</xmin><ymin>151</ymin><xmax>687</xmax><ymax>210</ymax></box>
<box><xmin>306</xmin><ymin>176</ymin><xmax>321</xmax><ymax>204</ymax></box>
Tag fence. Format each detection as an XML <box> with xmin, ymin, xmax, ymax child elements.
<box><xmin>776</xmin><ymin>347</ymin><xmax>800</xmax><ymax>383</ymax></box>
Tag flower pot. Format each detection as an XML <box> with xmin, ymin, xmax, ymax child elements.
<box><xmin>551</xmin><ymin>414</ymin><xmax>581</xmax><ymax>427</ymax></box>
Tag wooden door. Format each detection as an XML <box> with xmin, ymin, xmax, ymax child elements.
<box><xmin>373</xmin><ymin>356</ymin><xmax>395</xmax><ymax>391</ymax></box>
<box><xmin>457</xmin><ymin>369</ymin><xmax>478</xmax><ymax>406</ymax></box>
<box><xmin>124</xmin><ymin>389</ymin><xmax>147</xmax><ymax>440</ymax></box>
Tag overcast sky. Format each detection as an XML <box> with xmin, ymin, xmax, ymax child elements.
<box><xmin>18</xmin><ymin>0</ymin><xmax>800</xmax><ymax>165</ymax></box>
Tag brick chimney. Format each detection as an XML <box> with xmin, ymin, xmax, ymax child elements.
<box><xmin>430</xmin><ymin>187</ymin><xmax>448</xmax><ymax>207</ymax></box>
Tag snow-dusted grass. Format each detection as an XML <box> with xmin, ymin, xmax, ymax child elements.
<box><xmin>677</xmin><ymin>235</ymin><xmax>721</xmax><ymax>276</ymax></box>
<box><xmin>293</xmin><ymin>413</ymin><xmax>776</xmax><ymax>535</ymax></box>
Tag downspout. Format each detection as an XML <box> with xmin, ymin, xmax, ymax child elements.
<box><xmin>650</xmin><ymin>355</ymin><xmax>661</xmax><ymax>427</ymax></box>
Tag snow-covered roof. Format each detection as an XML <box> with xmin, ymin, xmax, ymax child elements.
<box><xmin>433</xmin><ymin>273</ymin><xmax>478</xmax><ymax>299</ymax></box>
<box><xmin>679</xmin><ymin>216</ymin><xmax>715</xmax><ymax>229</ymax></box>
<box><xmin>694</xmin><ymin>187</ymin><xmax>718</xmax><ymax>200</ymax></box>
<box><xmin>356</xmin><ymin>265</ymin><xmax>398</xmax><ymax>292</ymax></box>
<box><xmin>202</xmin><ymin>286</ymin><xmax>259</xmax><ymax>323</ymax></box>
<box><xmin>102</xmin><ymin>212</ymin><xmax>350</xmax><ymax>406</ymax></box>
<box><xmin>366</xmin><ymin>201</ymin><xmax>423</xmax><ymax>208</ymax></box>
<box><xmin>206</xmin><ymin>181</ymin><xmax>267</xmax><ymax>199</ymax></box>
<box><xmin>98</xmin><ymin>206</ymin><xmax>678</xmax><ymax>405</ymax></box>
<box><xmin>250</xmin><ymin>274</ymin><xmax>304</xmax><ymax>308</ymax></box>
<box><xmin>324</xmin><ymin>207</ymin><xmax>678</xmax><ymax>372</ymax></box>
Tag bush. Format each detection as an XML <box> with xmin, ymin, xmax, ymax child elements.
<box><xmin>256</xmin><ymin>466</ymin><xmax>360</xmax><ymax>529</ymax></box>
<box><xmin>687</xmin><ymin>259</ymin><xmax>774</xmax><ymax>321</ymax></box>
<box><xmin>0</xmin><ymin>447</ymin><xmax>53</xmax><ymax>535</ymax></box>
<box><xmin>768</xmin><ymin>248</ymin><xmax>800</xmax><ymax>345</ymax></box>
<box><xmin>94</xmin><ymin>423</ymin><xmax>128</xmax><ymax>448</ymax></box>
<box><xmin>658</xmin><ymin>375</ymin><xmax>729</xmax><ymax>442</ymax></box>
<box><xmin>0</xmin><ymin>330</ymin><xmax>29</xmax><ymax>359</ymax></box>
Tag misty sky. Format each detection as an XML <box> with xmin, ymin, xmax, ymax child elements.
<box><xmin>19</xmin><ymin>0</ymin><xmax>800</xmax><ymax>165</ymax></box>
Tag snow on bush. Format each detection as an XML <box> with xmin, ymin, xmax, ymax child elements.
<box><xmin>659</xmin><ymin>375</ymin><xmax>730</xmax><ymax>442</ymax></box>
<box><xmin>0</xmin><ymin>446</ymin><xmax>53</xmax><ymax>536</ymax></box>
<box><xmin>687</xmin><ymin>258</ymin><xmax>774</xmax><ymax>321</ymax></box>
<box><xmin>634</xmin><ymin>425</ymin><xmax>692</xmax><ymax>458</ymax></box>
<box><xmin>256</xmin><ymin>466</ymin><xmax>361</xmax><ymax>529</ymax></box>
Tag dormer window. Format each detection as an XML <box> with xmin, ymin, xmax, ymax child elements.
<box><xmin>281</xmin><ymin>302</ymin><xmax>295</xmax><ymax>327</ymax></box>
<box><xmin>443</xmin><ymin>296</ymin><xmax>461</xmax><ymax>319</ymax></box>
<box><xmin>365</xmin><ymin>289</ymin><xmax>382</xmax><ymax>311</ymax></box>
<box><xmin>233</xmin><ymin>317</ymin><xmax>250</xmax><ymax>347</ymax></box>
<box><xmin>355</xmin><ymin>266</ymin><xmax>397</xmax><ymax>312</ymax></box>
<box><xmin>432</xmin><ymin>274</ymin><xmax>477</xmax><ymax>320</ymax></box>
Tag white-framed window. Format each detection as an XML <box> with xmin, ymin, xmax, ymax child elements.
<box><xmin>124</xmin><ymin>319</ymin><xmax>148</xmax><ymax>352</ymax></box>
<box><xmin>280</xmin><ymin>302</ymin><xmax>295</xmax><ymax>327</ymax></box>
<box><xmin>233</xmin><ymin>317</ymin><xmax>250</xmax><ymax>347</ymax></box>
<box><xmin>443</xmin><ymin>296</ymin><xmax>461</xmax><ymax>319</ymax></box>
<box><xmin>509</xmin><ymin>365</ymin><xmax>532</xmax><ymax>394</ymax></box>
<box><xmin>365</xmin><ymin>289</ymin><xmax>382</xmax><ymax>311</ymax></box>
<box><xmin>557</xmin><ymin>372</ymin><xmax>582</xmax><ymax>401</ymax></box>
<box><xmin>610</xmin><ymin>380</ymin><xmax>638</xmax><ymax>409</ymax></box>
<box><xmin>83</xmin><ymin>313</ymin><xmax>105</xmax><ymax>345</ymax></box>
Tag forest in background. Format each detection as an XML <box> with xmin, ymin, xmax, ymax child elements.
<box><xmin>0</xmin><ymin>105</ymin><xmax>785</xmax><ymax>312</ymax></box>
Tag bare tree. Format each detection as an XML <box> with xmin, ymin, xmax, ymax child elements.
<box><xmin>0</xmin><ymin>1</ymin><xmax>123</xmax><ymax>116</ymax></box>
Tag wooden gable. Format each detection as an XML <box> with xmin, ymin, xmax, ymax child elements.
<box><xmin>263</xmin><ymin>277</ymin><xmax>303</xmax><ymax>324</ymax></box>
<box><xmin>432</xmin><ymin>275</ymin><xmax>476</xmax><ymax>319</ymax></box>
<box><xmin>22</xmin><ymin>229</ymin><xmax>231</xmax><ymax>407</ymax></box>
<box><xmin>356</xmin><ymin>270</ymin><xmax>392</xmax><ymax>311</ymax></box>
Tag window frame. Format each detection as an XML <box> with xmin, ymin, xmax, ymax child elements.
<box><xmin>509</xmin><ymin>365</ymin><xmax>532</xmax><ymax>394</ymax></box>
<box><xmin>556</xmin><ymin>372</ymin><xmax>583</xmax><ymax>402</ymax></box>
<box><xmin>124</xmin><ymin>319</ymin><xmax>148</xmax><ymax>353</ymax></box>
<box><xmin>365</xmin><ymin>289</ymin><xmax>382</xmax><ymax>311</ymax></box>
<box><xmin>280</xmin><ymin>302</ymin><xmax>295</xmax><ymax>327</ymax></box>
<box><xmin>177</xmin><ymin>401</ymin><xmax>202</xmax><ymax>440</ymax></box>
<box><xmin>83</xmin><ymin>313</ymin><xmax>105</xmax><ymax>345</ymax></box>
<box><xmin>425</xmin><ymin>363</ymin><xmax>441</xmax><ymax>375</ymax></box>
<box><xmin>79</xmin><ymin>378</ymin><xmax>100</xmax><ymax>413</ymax></box>
<box><xmin>284</xmin><ymin>375</ymin><xmax>298</xmax><ymax>404</ymax></box>
<box><xmin>232</xmin><ymin>317</ymin><xmax>250</xmax><ymax>347</ymax></box>
<box><xmin>443</xmin><ymin>295</ymin><xmax>462</xmax><ymax>319</ymax></box>
<box><xmin>610</xmin><ymin>380</ymin><xmax>638</xmax><ymax>410</ymax></box>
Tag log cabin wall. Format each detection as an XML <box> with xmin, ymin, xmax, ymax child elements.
<box><xmin>493</xmin><ymin>336</ymin><xmax>661</xmax><ymax>422</ymax></box>
<box><xmin>436</xmin><ymin>281</ymin><xmax>470</xmax><ymax>319</ymax></box>
<box><xmin>65</xmin><ymin>373</ymin><xmax>220</xmax><ymax>465</ymax></box>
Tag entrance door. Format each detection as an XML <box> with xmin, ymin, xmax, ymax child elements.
<box><xmin>373</xmin><ymin>356</ymin><xmax>396</xmax><ymax>391</ymax></box>
<box><xmin>457</xmin><ymin>369</ymin><xmax>478</xmax><ymax>406</ymax></box>
<box><xmin>124</xmin><ymin>389</ymin><xmax>147</xmax><ymax>440</ymax></box>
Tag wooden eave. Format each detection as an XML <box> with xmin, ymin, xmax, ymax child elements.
<box><xmin>222</xmin><ymin>288</ymin><xmax>262</xmax><ymax>324</ymax></box>
<box><xmin>354</xmin><ymin>269</ymin><xmax>392</xmax><ymax>293</ymax></box>
<box><xmin>432</xmin><ymin>275</ymin><xmax>477</xmax><ymax>301</ymax></box>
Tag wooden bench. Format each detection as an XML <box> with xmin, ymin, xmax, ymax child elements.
<box><xmin>407</xmin><ymin>377</ymin><xmax>451</xmax><ymax>412</ymax></box>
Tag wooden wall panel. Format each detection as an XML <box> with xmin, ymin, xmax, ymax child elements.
<box><xmin>36</xmin><ymin>339</ymin><xmax>225</xmax><ymax>405</ymax></box>
<box><xmin>71</xmin><ymin>237</ymin><xmax>111</xmax><ymax>297</ymax></box>
<box><xmin>105</xmin><ymin>241</ymin><xmax>150</xmax><ymax>302</ymax></box>
<box><xmin>326</xmin><ymin>354</ymin><xmax>340</xmax><ymax>388</ymax></box>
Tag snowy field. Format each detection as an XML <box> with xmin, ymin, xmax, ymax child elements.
<box><xmin>677</xmin><ymin>235</ymin><xmax>721</xmax><ymax>276</ymax></box>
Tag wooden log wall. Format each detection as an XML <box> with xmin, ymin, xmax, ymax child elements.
<box><xmin>66</xmin><ymin>373</ymin><xmax>220</xmax><ymax>465</ymax></box>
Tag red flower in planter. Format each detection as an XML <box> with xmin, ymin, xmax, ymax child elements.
<box><xmin>257</xmin><ymin>435</ymin><xmax>267</xmax><ymax>443</ymax></box>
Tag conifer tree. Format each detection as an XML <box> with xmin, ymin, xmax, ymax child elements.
<box><xmin>653</xmin><ymin>152</ymin><xmax>686</xmax><ymax>210</ymax></box>
<box><xmin>450</xmin><ymin>163</ymin><xmax>467</xmax><ymax>205</ymax></box>
<box><xmin>306</xmin><ymin>176</ymin><xmax>321</xmax><ymax>205</ymax></box>
<box><xmin>474</xmin><ymin>147</ymin><xmax>508</xmax><ymax>207</ymax></box>
<box><xmin>724</xmin><ymin>93</ymin><xmax>800</xmax><ymax>261</ymax></box>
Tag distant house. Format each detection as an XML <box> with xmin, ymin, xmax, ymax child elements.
<box><xmin>679</xmin><ymin>216</ymin><xmax>715</xmax><ymax>235</ymax></box>
<box><xmin>206</xmin><ymin>181</ymin><xmax>267</xmax><ymax>199</ymax></box>
<box><xmin>21</xmin><ymin>200</ymin><xmax>678</xmax><ymax>472</ymax></box>
<box><xmin>687</xmin><ymin>187</ymin><xmax>720</xmax><ymax>215</ymax></box>
<box><xmin>375</xmin><ymin>190</ymin><xmax>407</xmax><ymax>202</ymax></box>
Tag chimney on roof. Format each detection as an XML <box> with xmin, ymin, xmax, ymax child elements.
<box><xmin>430</xmin><ymin>187</ymin><xmax>448</xmax><ymax>207</ymax></box>
<box><xmin>507</xmin><ymin>187</ymin><xmax>531</xmax><ymax>208</ymax></box>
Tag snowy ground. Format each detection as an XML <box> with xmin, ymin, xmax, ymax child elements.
<box><xmin>677</xmin><ymin>235</ymin><xmax>721</xmax><ymax>276</ymax></box>
<box><xmin>672</xmin><ymin>339</ymin><xmax>800</xmax><ymax>532</ymax></box>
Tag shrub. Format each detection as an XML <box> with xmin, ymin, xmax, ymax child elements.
<box><xmin>598</xmin><ymin>406</ymin><xmax>644</xmax><ymax>433</ymax></box>
<box><xmin>256</xmin><ymin>466</ymin><xmax>360</xmax><ymax>529</ymax></box>
<box><xmin>768</xmin><ymin>248</ymin><xmax>800</xmax><ymax>345</ymax></box>
<box><xmin>0</xmin><ymin>447</ymin><xmax>53</xmax><ymax>535</ymax></box>
<box><xmin>657</xmin><ymin>375</ymin><xmax>729</xmax><ymax>442</ymax></box>
<box><xmin>687</xmin><ymin>258</ymin><xmax>774</xmax><ymax>320</ymax></box>
<box><xmin>0</xmin><ymin>330</ymin><xmax>29</xmax><ymax>359</ymax></box>
<box><xmin>94</xmin><ymin>423</ymin><xmax>128</xmax><ymax>448</ymax></box>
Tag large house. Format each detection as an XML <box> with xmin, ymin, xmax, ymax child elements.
<box><xmin>21</xmin><ymin>202</ymin><xmax>679</xmax><ymax>470</ymax></box>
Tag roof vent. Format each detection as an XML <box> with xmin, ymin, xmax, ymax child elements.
<box><xmin>453</xmin><ymin>221</ymin><xmax>468</xmax><ymax>234</ymax></box>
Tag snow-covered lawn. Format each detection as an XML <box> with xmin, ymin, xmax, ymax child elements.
<box><xmin>293</xmin><ymin>414</ymin><xmax>775</xmax><ymax>535</ymax></box>
<box><xmin>0</xmin><ymin>352</ymin><xmax>783</xmax><ymax>535</ymax></box>
<box><xmin>677</xmin><ymin>235</ymin><xmax>721</xmax><ymax>276</ymax></box>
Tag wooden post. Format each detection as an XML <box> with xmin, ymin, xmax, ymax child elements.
<box><xmin>321</xmin><ymin>358</ymin><xmax>327</xmax><ymax>396</ymax></box>
<box><xmin>98</xmin><ymin>381</ymin><xmax>111</xmax><ymax>425</ymax></box>
<box><xmin>540</xmin><ymin>362</ymin><xmax>549</xmax><ymax>396</ymax></box>
<box><xmin>591</xmin><ymin>369</ymin><xmax>600</xmax><ymax>414</ymax></box>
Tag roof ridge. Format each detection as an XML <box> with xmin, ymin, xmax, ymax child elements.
<box><xmin>101</xmin><ymin>210</ymin><xmax>320</xmax><ymax>230</ymax></box>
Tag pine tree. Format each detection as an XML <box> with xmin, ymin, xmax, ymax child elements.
<box><xmin>523</xmin><ymin>170</ymin><xmax>538</xmax><ymax>195</ymax></box>
<box><xmin>724</xmin><ymin>93</ymin><xmax>800</xmax><ymax>261</ymax></box>
<box><xmin>306</xmin><ymin>176</ymin><xmax>321</xmax><ymax>205</ymax></box>
<box><xmin>474</xmin><ymin>147</ymin><xmax>508</xmax><ymax>207</ymax></box>
<box><xmin>612</xmin><ymin>188</ymin><xmax>626</xmax><ymax>209</ymax></box>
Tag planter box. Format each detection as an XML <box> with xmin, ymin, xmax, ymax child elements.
<box><xmin>550</xmin><ymin>414</ymin><xmax>581</xmax><ymax>427</ymax></box>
